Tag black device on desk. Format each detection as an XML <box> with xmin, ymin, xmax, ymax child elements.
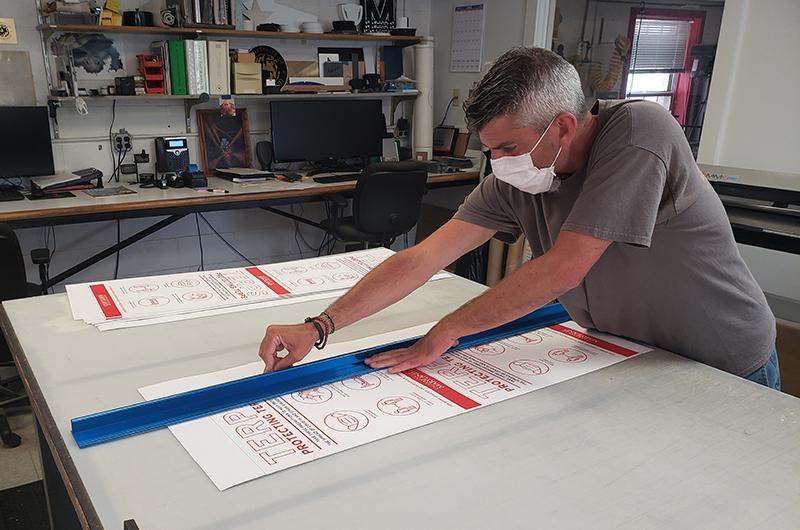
<box><xmin>270</xmin><ymin>100</ymin><xmax>385</xmax><ymax>174</ymax></box>
<box><xmin>313</xmin><ymin>173</ymin><xmax>361</xmax><ymax>184</ymax></box>
<box><xmin>0</xmin><ymin>106</ymin><xmax>56</xmax><ymax>201</ymax></box>
<box><xmin>154</xmin><ymin>137</ymin><xmax>190</xmax><ymax>174</ymax></box>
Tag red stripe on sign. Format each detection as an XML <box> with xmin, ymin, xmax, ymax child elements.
<box><xmin>403</xmin><ymin>369</ymin><xmax>481</xmax><ymax>410</ymax></box>
<box><xmin>549</xmin><ymin>324</ymin><xmax>637</xmax><ymax>357</ymax></box>
<box><xmin>89</xmin><ymin>284</ymin><xmax>122</xmax><ymax>320</ymax></box>
<box><xmin>245</xmin><ymin>267</ymin><xmax>290</xmax><ymax>295</ymax></box>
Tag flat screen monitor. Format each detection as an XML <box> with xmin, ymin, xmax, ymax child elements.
<box><xmin>270</xmin><ymin>100</ymin><xmax>385</xmax><ymax>163</ymax></box>
<box><xmin>0</xmin><ymin>106</ymin><xmax>55</xmax><ymax>179</ymax></box>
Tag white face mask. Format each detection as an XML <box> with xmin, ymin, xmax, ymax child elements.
<box><xmin>491</xmin><ymin>118</ymin><xmax>562</xmax><ymax>195</ymax></box>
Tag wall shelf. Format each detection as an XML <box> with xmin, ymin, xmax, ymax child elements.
<box><xmin>48</xmin><ymin>91</ymin><xmax>419</xmax><ymax>102</ymax></box>
<box><xmin>47</xmin><ymin>91</ymin><xmax>418</xmax><ymax>136</ymax></box>
<box><xmin>37</xmin><ymin>23</ymin><xmax>422</xmax><ymax>47</ymax></box>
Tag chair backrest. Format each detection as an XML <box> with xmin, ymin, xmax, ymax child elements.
<box><xmin>352</xmin><ymin>161</ymin><xmax>428</xmax><ymax>238</ymax></box>
<box><xmin>255</xmin><ymin>141</ymin><xmax>273</xmax><ymax>170</ymax></box>
<box><xmin>0</xmin><ymin>225</ymin><xmax>27</xmax><ymax>361</ymax></box>
<box><xmin>0</xmin><ymin>225</ymin><xmax>27</xmax><ymax>302</ymax></box>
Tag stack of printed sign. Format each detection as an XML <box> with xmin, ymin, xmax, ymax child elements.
<box><xmin>67</xmin><ymin>248</ymin><xmax>449</xmax><ymax>332</ymax></box>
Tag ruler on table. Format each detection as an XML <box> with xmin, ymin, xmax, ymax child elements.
<box><xmin>71</xmin><ymin>303</ymin><xmax>570</xmax><ymax>448</ymax></box>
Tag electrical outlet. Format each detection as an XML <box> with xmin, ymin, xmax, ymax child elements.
<box><xmin>113</xmin><ymin>128</ymin><xmax>132</xmax><ymax>153</ymax></box>
<box><xmin>452</xmin><ymin>88</ymin><xmax>461</xmax><ymax>105</ymax></box>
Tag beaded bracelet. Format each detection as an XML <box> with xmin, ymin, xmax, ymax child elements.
<box><xmin>304</xmin><ymin>317</ymin><xmax>328</xmax><ymax>349</ymax></box>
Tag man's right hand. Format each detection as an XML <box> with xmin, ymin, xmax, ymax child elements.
<box><xmin>259</xmin><ymin>323</ymin><xmax>319</xmax><ymax>372</ymax></box>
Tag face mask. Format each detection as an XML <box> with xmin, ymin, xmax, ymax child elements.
<box><xmin>492</xmin><ymin>118</ymin><xmax>562</xmax><ymax>195</ymax></box>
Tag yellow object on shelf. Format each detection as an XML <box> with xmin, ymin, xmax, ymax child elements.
<box><xmin>104</xmin><ymin>0</ymin><xmax>121</xmax><ymax>13</ymax></box>
<box><xmin>101</xmin><ymin>9</ymin><xmax>122</xmax><ymax>26</ymax></box>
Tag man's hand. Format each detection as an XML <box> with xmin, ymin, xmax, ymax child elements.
<box><xmin>365</xmin><ymin>328</ymin><xmax>459</xmax><ymax>374</ymax></box>
<box><xmin>259</xmin><ymin>323</ymin><xmax>319</xmax><ymax>372</ymax></box>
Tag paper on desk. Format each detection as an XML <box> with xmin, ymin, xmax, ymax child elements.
<box><xmin>67</xmin><ymin>248</ymin><xmax>396</xmax><ymax>323</ymax></box>
<box><xmin>140</xmin><ymin>321</ymin><xmax>652</xmax><ymax>490</ymax></box>
<box><xmin>68</xmin><ymin>249</ymin><xmax>451</xmax><ymax>331</ymax></box>
<box><xmin>93</xmin><ymin>270</ymin><xmax>450</xmax><ymax>331</ymax></box>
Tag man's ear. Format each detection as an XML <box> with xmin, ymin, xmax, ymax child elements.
<box><xmin>555</xmin><ymin>112</ymin><xmax>579</xmax><ymax>145</ymax></box>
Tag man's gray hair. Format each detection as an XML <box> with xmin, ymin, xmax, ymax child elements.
<box><xmin>464</xmin><ymin>47</ymin><xmax>586</xmax><ymax>133</ymax></box>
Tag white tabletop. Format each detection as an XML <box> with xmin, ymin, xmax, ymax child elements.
<box><xmin>2</xmin><ymin>274</ymin><xmax>799</xmax><ymax>529</ymax></box>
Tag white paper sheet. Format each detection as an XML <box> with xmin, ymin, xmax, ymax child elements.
<box><xmin>67</xmin><ymin>249</ymin><xmax>451</xmax><ymax>331</ymax></box>
<box><xmin>140</xmin><ymin>321</ymin><xmax>651</xmax><ymax>490</ymax></box>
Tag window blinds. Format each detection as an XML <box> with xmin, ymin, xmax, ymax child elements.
<box><xmin>630</xmin><ymin>17</ymin><xmax>691</xmax><ymax>73</ymax></box>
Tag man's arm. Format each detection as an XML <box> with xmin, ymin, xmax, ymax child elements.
<box><xmin>258</xmin><ymin>219</ymin><xmax>495</xmax><ymax>371</ymax></box>
<box><xmin>365</xmin><ymin>230</ymin><xmax>612</xmax><ymax>373</ymax></box>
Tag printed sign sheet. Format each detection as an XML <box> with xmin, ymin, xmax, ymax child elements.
<box><xmin>140</xmin><ymin>321</ymin><xmax>651</xmax><ymax>490</ymax></box>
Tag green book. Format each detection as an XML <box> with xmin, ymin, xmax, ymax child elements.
<box><xmin>167</xmin><ymin>40</ymin><xmax>188</xmax><ymax>96</ymax></box>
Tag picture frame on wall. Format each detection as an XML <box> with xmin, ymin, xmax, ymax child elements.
<box><xmin>196</xmin><ymin>108</ymin><xmax>252</xmax><ymax>175</ymax></box>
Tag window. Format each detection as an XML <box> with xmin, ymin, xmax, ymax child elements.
<box><xmin>621</xmin><ymin>9</ymin><xmax>705</xmax><ymax>125</ymax></box>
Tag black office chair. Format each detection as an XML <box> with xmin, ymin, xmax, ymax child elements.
<box><xmin>320</xmin><ymin>161</ymin><xmax>428</xmax><ymax>249</ymax></box>
<box><xmin>0</xmin><ymin>224</ymin><xmax>44</xmax><ymax>448</ymax></box>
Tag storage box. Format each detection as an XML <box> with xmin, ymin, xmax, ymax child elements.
<box><xmin>232</xmin><ymin>62</ymin><xmax>261</xmax><ymax>94</ymax></box>
<box><xmin>234</xmin><ymin>51</ymin><xmax>256</xmax><ymax>63</ymax></box>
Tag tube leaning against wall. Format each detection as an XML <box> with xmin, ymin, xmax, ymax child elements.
<box><xmin>412</xmin><ymin>36</ymin><xmax>434</xmax><ymax>160</ymax></box>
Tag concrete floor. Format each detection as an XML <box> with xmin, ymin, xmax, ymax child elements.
<box><xmin>0</xmin><ymin>411</ymin><xmax>42</xmax><ymax>492</ymax></box>
<box><xmin>1</xmin><ymin>364</ymin><xmax>42</xmax><ymax>492</ymax></box>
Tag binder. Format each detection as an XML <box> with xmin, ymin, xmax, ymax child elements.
<box><xmin>167</xmin><ymin>40</ymin><xmax>187</xmax><ymax>95</ymax></box>
<box><xmin>194</xmin><ymin>40</ymin><xmax>210</xmax><ymax>94</ymax></box>
<box><xmin>151</xmin><ymin>40</ymin><xmax>172</xmax><ymax>94</ymax></box>
<box><xmin>185</xmin><ymin>40</ymin><xmax>209</xmax><ymax>95</ymax></box>
<box><xmin>207</xmin><ymin>40</ymin><xmax>230</xmax><ymax>94</ymax></box>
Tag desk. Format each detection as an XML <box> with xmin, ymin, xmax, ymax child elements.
<box><xmin>0</xmin><ymin>171</ymin><xmax>479</xmax><ymax>288</ymax></box>
<box><xmin>2</xmin><ymin>274</ymin><xmax>799</xmax><ymax>529</ymax></box>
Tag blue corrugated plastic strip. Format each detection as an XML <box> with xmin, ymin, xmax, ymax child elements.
<box><xmin>71</xmin><ymin>303</ymin><xmax>569</xmax><ymax>448</ymax></box>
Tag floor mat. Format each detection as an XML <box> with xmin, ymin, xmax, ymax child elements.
<box><xmin>0</xmin><ymin>480</ymin><xmax>49</xmax><ymax>530</ymax></box>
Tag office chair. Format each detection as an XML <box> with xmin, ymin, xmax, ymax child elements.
<box><xmin>0</xmin><ymin>224</ymin><xmax>46</xmax><ymax>448</ymax></box>
<box><xmin>255</xmin><ymin>141</ymin><xmax>273</xmax><ymax>170</ymax></box>
<box><xmin>320</xmin><ymin>161</ymin><xmax>428</xmax><ymax>250</ymax></box>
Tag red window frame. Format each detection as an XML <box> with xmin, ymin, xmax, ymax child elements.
<box><xmin>619</xmin><ymin>8</ymin><xmax>706</xmax><ymax>125</ymax></box>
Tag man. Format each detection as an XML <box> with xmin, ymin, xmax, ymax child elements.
<box><xmin>259</xmin><ymin>47</ymin><xmax>779</xmax><ymax>389</ymax></box>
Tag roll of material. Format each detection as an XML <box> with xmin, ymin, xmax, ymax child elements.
<box><xmin>504</xmin><ymin>237</ymin><xmax>525</xmax><ymax>277</ymax></box>
<box><xmin>486</xmin><ymin>238</ymin><xmax>505</xmax><ymax>287</ymax></box>
<box><xmin>412</xmin><ymin>36</ymin><xmax>434</xmax><ymax>160</ymax></box>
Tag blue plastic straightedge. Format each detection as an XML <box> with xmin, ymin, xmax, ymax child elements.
<box><xmin>72</xmin><ymin>303</ymin><xmax>569</xmax><ymax>448</ymax></box>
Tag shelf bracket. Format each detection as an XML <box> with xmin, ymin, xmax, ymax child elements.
<box><xmin>47</xmin><ymin>99</ymin><xmax>62</xmax><ymax>139</ymax></box>
<box><xmin>183</xmin><ymin>93</ymin><xmax>210</xmax><ymax>133</ymax></box>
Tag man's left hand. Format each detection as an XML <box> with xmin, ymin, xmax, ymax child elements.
<box><xmin>364</xmin><ymin>328</ymin><xmax>458</xmax><ymax>373</ymax></box>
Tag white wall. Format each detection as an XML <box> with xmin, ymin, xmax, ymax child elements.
<box><xmin>2</xmin><ymin>0</ymin><xmax>433</xmax><ymax>289</ymax></box>
<box><xmin>697</xmin><ymin>0</ymin><xmax>800</xmax><ymax>304</ymax></box>
<box><xmin>430</xmin><ymin>0</ymin><xmax>530</xmax><ymax>131</ymax></box>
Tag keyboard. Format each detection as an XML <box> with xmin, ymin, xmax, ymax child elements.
<box><xmin>312</xmin><ymin>173</ymin><xmax>361</xmax><ymax>184</ymax></box>
<box><xmin>0</xmin><ymin>188</ymin><xmax>25</xmax><ymax>202</ymax></box>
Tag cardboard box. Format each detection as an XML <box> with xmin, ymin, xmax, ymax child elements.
<box><xmin>234</xmin><ymin>51</ymin><xmax>256</xmax><ymax>63</ymax></box>
<box><xmin>232</xmin><ymin>63</ymin><xmax>261</xmax><ymax>94</ymax></box>
<box><xmin>287</xmin><ymin>60</ymin><xmax>319</xmax><ymax>77</ymax></box>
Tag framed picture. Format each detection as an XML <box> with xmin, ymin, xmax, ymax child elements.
<box><xmin>197</xmin><ymin>108</ymin><xmax>252</xmax><ymax>175</ymax></box>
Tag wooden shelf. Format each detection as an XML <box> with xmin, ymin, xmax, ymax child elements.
<box><xmin>48</xmin><ymin>91</ymin><xmax>419</xmax><ymax>102</ymax></box>
<box><xmin>38</xmin><ymin>23</ymin><xmax>422</xmax><ymax>46</ymax></box>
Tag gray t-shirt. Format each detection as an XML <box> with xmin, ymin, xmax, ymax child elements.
<box><xmin>454</xmin><ymin>99</ymin><xmax>775</xmax><ymax>376</ymax></box>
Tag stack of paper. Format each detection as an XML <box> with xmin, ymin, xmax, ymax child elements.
<box><xmin>67</xmin><ymin>248</ymin><xmax>449</xmax><ymax>332</ymax></box>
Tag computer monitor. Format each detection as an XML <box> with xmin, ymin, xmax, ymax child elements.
<box><xmin>0</xmin><ymin>106</ymin><xmax>55</xmax><ymax>179</ymax></box>
<box><xmin>270</xmin><ymin>100</ymin><xmax>385</xmax><ymax>164</ymax></box>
